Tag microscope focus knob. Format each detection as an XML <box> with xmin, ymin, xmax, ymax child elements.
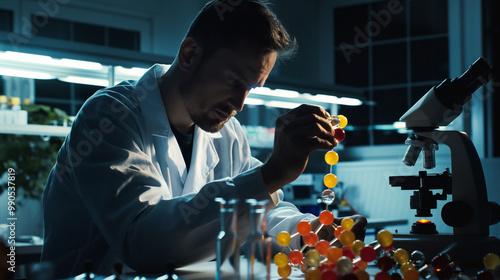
<box><xmin>441</xmin><ymin>201</ymin><xmax>473</xmax><ymax>227</ymax></box>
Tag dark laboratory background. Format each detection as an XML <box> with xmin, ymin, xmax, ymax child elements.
<box><xmin>0</xmin><ymin>0</ymin><xmax>499</xmax><ymax>269</ymax></box>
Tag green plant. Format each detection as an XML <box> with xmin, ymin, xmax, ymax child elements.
<box><xmin>0</xmin><ymin>104</ymin><xmax>69</xmax><ymax>201</ymax></box>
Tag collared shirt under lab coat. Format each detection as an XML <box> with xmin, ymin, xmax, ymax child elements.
<box><xmin>41</xmin><ymin>64</ymin><xmax>315</xmax><ymax>278</ymax></box>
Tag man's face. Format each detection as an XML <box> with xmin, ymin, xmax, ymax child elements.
<box><xmin>179</xmin><ymin>47</ymin><xmax>277</xmax><ymax>133</ymax></box>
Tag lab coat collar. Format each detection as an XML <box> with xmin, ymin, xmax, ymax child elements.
<box><xmin>136</xmin><ymin>64</ymin><xmax>223</xmax><ymax>139</ymax></box>
<box><xmin>164</xmin><ymin>124</ymin><xmax>223</xmax><ymax>197</ymax></box>
<box><xmin>136</xmin><ymin>64</ymin><xmax>170</xmax><ymax>136</ymax></box>
<box><xmin>181</xmin><ymin>125</ymin><xmax>221</xmax><ymax>195</ymax></box>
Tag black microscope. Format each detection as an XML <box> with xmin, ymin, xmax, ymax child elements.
<box><xmin>389</xmin><ymin>57</ymin><xmax>500</xmax><ymax>268</ymax></box>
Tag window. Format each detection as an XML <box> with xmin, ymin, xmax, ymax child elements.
<box><xmin>34</xmin><ymin>17</ymin><xmax>71</xmax><ymax>41</ymax></box>
<box><xmin>35</xmin><ymin>79</ymin><xmax>102</xmax><ymax>116</ymax></box>
<box><xmin>0</xmin><ymin>8</ymin><xmax>13</xmax><ymax>32</ymax></box>
<box><xmin>334</xmin><ymin>0</ymin><xmax>449</xmax><ymax>146</ymax></box>
<box><xmin>24</xmin><ymin>15</ymin><xmax>143</xmax><ymax>115</ymax></box>
<box><xmin>31</xmin><ymin>16</ymin><xmax>141</xmax><ymax>51</ymax></box>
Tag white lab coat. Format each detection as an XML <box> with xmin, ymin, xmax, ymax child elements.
<box><xmin>41</xmin><ymin>64</ymin><xmax>315</xmax><ymax>278</ymax></box>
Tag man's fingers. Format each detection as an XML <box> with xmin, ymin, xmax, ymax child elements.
<box><xmin>288</xmin><ymin>104</ymin><xmax>330</xmax><ymax>119</ymax></box>
<box><xmin>350</xmin><ymin>216</ymin><xmax>368</xmax><ymax>241</ymax></box>
<box><xmin>278</xmin><ymin>105</ymin><xmax>332</xmax><ymax>134</ymax></box>
<box><xmin>333</xmin><ymin>215</ymin><xmax>368</xmax><ymax>241</ymax></box>
<box><xmin>266</xmin><ymin>104</ymin><xmax>337</xmax><ymax>190</ymax></box>
<box><xmin>277</xmin><ymin>113</ymin><xmax>336</xmax><ymax>151</ymax></box>
<box><xmin>289</xmin><ymin>124</ymin><xmax>335</xmax><ymax>145</ymax></box>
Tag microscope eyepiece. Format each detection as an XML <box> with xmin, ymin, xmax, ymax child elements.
<box><xmin>400</xmin><ymin>57</ymin><xmax>494</xmax><ymax>129</ymax></box>
<box><xmin>435</xmin><ymin>57</ymin><xmax>494</xmax><ymax>110</ymax></box>
<box><xmin>458</xmin><ymin>57</ymin><xmax>494</xmax><ymax>95</ymax></box>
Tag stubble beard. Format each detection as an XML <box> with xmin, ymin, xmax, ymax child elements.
<box><xmin>179</xmin><ymin>76</ymin><xmax>232</xmax><ymax>134</ymax></box>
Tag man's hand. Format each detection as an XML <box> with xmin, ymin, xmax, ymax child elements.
<box><xmin>310</xmin><ymin>214</ymin><xmax>368</xmax><ymax>243</ymax></box>
<box><xmin>261</xmin><ymin>104</ymin><xmax>337</xmax><ymax>194</ymax></box>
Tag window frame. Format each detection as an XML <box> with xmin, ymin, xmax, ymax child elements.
<box><xmin>331</xmin><ymin>0</ymin><xmax>486</xmax><ymax>157</ymax></box>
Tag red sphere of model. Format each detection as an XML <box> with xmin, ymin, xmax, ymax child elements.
<box><xmin>360</xmin><ymin>246</ymin><xmax>377</xmax><ymax>262</ymax></box>
<box><xmin>289</xmin><ymin>250</ymin><xmax>304</xmax><ymax>265</ymax></box>
<box><xmin>334</xmin><ymin>128</ymin><xmax>346</xmax><ymax>142</ymax></box>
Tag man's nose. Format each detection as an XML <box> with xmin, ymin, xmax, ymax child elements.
<box><xmin>232</xmin><ymin>89</ymin><xmax>249</xmax><ymax>112</ymax></box>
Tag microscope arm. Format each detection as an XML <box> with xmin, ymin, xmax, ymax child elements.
<box><xmin>415</xmin><ymin>130</ymin><xmax>490</xmax><ymax>236</ymax></box>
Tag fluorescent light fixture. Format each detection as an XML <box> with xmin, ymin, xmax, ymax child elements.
<box><xmin>306</xmin><ymin>93</ymin><xmax>362</xmax><ymax>106</ymax></box>
<box><xmin>245</xmin><ymin>98</ymin><xmax>303</xmax><ymax>109</ymax></box>
<box><xmin>249</xmin><ymin>87</ymin><xmax>362</xmax><ymax>107</ymax></box>
<box><xmin>271</xmin><ymin>89</ymin><xmax>300</xmax><ymax>98</ymax></box>
<box><xmin>0</xmin><ymin>51</ymin><xmax>52</xmax><ymax>63</ymax></box>
<box><xmin>0</xmin><ymin>51</ymin><xmax>363</xmax><ymax>108</ymax></box>
<box><xmin>393</xmin><ymin>122</ymin><xmax>450</xmax><ymax>131</ymax></box>
<box><xmin>244</xmin><ymin>97</ymin><xmax>265</xmax><ymax>106</ymax></box>
<box><xmin>249</xmin><ymin>86</ymin><xmax>273</xmax><ymax>95</ymax></box>
<box><xmin>338</xmin><ymin>97</ymin><xmax>362</xmax><ymax>106</ymax></box>
<box><xmin>250</xmin><ymin>87</ymin><xmax>300</xmax><ymax>98</ymax></box>
<box><xmin>306</xmin><ymin>93</ymin><xmax>340</xmax><ymax>103</ymax></box>
<box><xmin>266</xmin><ymin>100</ymin><xmax>303</xmax><ymax>109</ymax></box>
<box><xmin>0</xmin><ymin>51</ymin><xmax>103</xmax><ymax>70</ymax></box>
<box><xmin>0</xmin><ymin>67</ymin><xmax>55</xmax><ymax>79</ymax></box>
<box><xmin>375</xmin><ymin>122</ymin><xmax>412</xmax><ymax>131</ymax></box>
<box><xmin>58</xmin><ymin>76</ymin><xmax>109</xmax><ymax>87</ymax></box>
<box><xmin>393</xmin><ymin>121</ymin><xmax>406</xmax><ymax>129</ymax></box>
<box><xmin>374</xmin><ymin>124</ymin><xmax>399</xmax><ymax>130</ymax></box>
<box><xmin>115</xmin><ymin>66</ymin><xmax>150</xmax><ymax>77</ymax></box>
<box><xmin>58</xmin><ymin>58</ymin><xmax>103</xmax><ymax>70</ymax></box>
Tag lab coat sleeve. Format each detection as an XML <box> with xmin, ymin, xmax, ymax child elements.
<box><xmin>220</xmin><ymin>118</ymin><xmax>280</xmax><ymax>205</ymax></box>
<box><xmin>266</xmin><ymin>201</ymin><xmax>316</xmax><ymax>254</ymax></box>
<box><xmin>227</xmin><ymin>118</ymin><xmax>315</xmax><ymax>253</ymax></box>
<box><xmin>67</xmin><ymin>93</ymin><xmax>276</xmax><ymax>273</ymax></box>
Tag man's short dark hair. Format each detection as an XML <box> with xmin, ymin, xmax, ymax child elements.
<box><xmin>185</xmin><ymin>0</ymin><xmax>297</xmax><ymax>61</ymax></box>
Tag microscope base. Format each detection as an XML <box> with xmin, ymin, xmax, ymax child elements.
<box><xmin>393</xmin><ymin>233</ymin><xmax>500</xmax><ymax>269</ymax></box>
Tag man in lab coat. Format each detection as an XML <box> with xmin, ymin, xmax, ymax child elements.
<box><xmin>41</xmin><ymin>0</ymin><xmax>366</xmax><ymax>277</ymax></box>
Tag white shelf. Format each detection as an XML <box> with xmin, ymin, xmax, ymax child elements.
<box><xmin>0</xmin><ymin>124</ymin><xmax>70</xmax><ymax>137</ymax></box>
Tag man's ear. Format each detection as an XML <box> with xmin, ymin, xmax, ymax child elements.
<box><xmin>178</xmin><ymin>37</ymin><xmax>203</xmax><ymax>72</ymax></box>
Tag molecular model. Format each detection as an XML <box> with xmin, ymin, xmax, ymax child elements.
<box><xmin>271</xmin><ymin>115</ymin><xmax>500</xmax><ymax>280</ymax></box>
<box><xmin>274</xmin><ymin>226</ymin><xmax>500</xmax><ymax>280</ymax></box>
